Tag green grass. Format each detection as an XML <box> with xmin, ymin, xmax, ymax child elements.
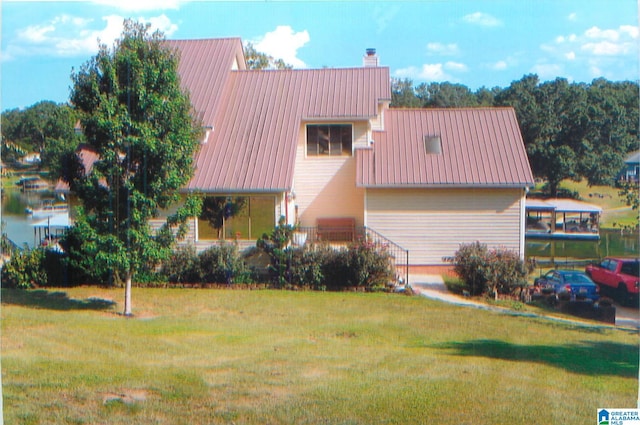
<box><xmin>2</xmin><ymin>287</ymin><xmax>638</xmax><ymax>425</ymax></box>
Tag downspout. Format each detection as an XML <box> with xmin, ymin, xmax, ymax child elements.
<box><xmin>520</xmin><ymin>186</ymin><xmax>528</xmax><ymax>261</ymax></box>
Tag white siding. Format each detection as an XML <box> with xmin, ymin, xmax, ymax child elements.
<box><xmin>293</xmin><ymin>123</ymin><xmax>365</xmax><ymax>226</ymax></box>
<box><xmin>366</xmin><ymin>188</ymin><xmax>525</xmax><ymax>265</ymax></box>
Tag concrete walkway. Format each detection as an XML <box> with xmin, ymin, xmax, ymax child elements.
<box><xmin>410</xmin><ymin>274</ymin><xmax>639</xmax><ymax>330</ymax></box>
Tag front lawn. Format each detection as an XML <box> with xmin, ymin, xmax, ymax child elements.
<box><xmin>1</xmin><ymin>287</ymin><xmax>637</xmax><ymax>424</ymax></box>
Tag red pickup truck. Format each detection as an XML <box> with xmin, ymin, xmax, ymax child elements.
<box><xmin>586</xmin><ymin>257</ymin><xmax>639</xmax><ymax>306</ymax></box>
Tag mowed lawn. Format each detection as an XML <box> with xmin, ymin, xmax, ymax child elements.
<box><xmin>1</xmin><ymin>287</ymin><xmax>637</xmax><ymax>425</ymax></box>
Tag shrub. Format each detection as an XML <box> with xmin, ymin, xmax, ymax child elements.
<box><xmin>161</xmin><ymin>244</ymin><xmax>201</xmax><ymax>283</ymax></box>
<box><xmin>1</xmin><ymin>248</ymin><xmax>47</xmax><ymax>288</ymax></box>
<box><xmin>321</xmin><ymin>240</ymin><xmax>395</xmax><ymax>291</ymax></box>
<box><xmin>482</xmin><ymin>248</ymin><xmax>528</xmax><ymax>300</ymax></box>
<box><xmin>256</xmin><ymin>223</ymin><xmax>395</xmax><ymax>291</ymax></box>
<box><xmin>288</xmin><ymin>247</ymin><xmax>325</xmax><ymax>290</ymax></box>
<box><xmin>446</xmin><ymin>241</ymin><xmax>488</xmax><ymax>296</ymax></box>
<box><xmin>198</xmin><ymin>243</ymin><xmax>251</xmax><ymax>284</ymax></box>
<box><xmin>447</xmin><ymin>242</ymin><xmax>528</xmax><ymax>298</ymax></box>
<box><xmin>256</xmin><ymin>217</ymin><xmax>295</xmax><ymax>287</ymax></box>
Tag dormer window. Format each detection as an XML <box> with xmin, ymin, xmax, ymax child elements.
<box><xmin>306</xmin><ymin>124</ymin><xmax>353</xmax><ymax>156</ymax></box>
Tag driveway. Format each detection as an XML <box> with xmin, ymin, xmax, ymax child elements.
<box><xmin>410</xmin><ymin>274</ymin><xmax>639</xmax><ymax>330</ymax></box>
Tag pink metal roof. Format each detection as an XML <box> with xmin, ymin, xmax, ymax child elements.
<box><xmin>188</xmin><ymin>67</ymin><xmax>390</xmax><ymax>192</ymax></box>
<box><xmin>165</xmin><ymin>38</ymin><xmax>246</xmax><ymax>126</ymax></box>
<box><xmin>170</xmin><ymin>38</ymin><xmax>391</xmax><ymax>192</ymax></box>
<box><xmin>357</xmin><ymin>108</ymin><xmax>534</xmax><ymax>187</ymax></box>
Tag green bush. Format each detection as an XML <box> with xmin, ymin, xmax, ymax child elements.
<box><xmin>1</xmin><ymin>248</ymin><xmax>48</xmax><ymax>288</ymax></box>
<box><xmin>288</xmin><ymin>247</ymin><xmax>325</xmax><ymax>290</ymax></box>
<box><xmin>256</xmin><ymin>222</ymin><xmax>395</xmax><ymax>291</ymax></box>
<box><xmin>446</xmin><ymin>242</ymin><xmax>528</xmax><ymax>298</ymax></box>
<box><xmin>161</xmin><ymin>244</ymin><xmax>201</xmax><ymax>283</ymax></box>
<box><xmin>256</xmin><ymin>217</ymin><xmax>295</xmax><ymax>287</ymax></box>
<box><xmin>199</xmin><ymin>243</ymin><xmax>250</xmax><ymax>284</ymax></box>
<box><xmin>446</xmin><ymin>241</ymin><xmax>488</xmax><ymax>296</ymax></box>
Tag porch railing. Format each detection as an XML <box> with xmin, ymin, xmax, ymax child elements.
<box><xmin>294</xmin><ymin>226</ymin><xmax>409</xmax><ymax>285</ymax></box>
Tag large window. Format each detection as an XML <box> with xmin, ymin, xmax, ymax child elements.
<box><xmin>198</xmin><ymin>196</ymin><xmax>275</xmax><ymax>240</ymax></box>
<box><xmin>306</xmin><ymin>124</ymin><xmax>352</xmax><ymax>156</ymax></box>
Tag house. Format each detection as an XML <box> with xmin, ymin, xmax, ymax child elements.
<box><xmin>63</xmin><ymin>37</ymin><xmax>534</xmax><ymax>270</ymax></box>
<box><xmin>621</xmin><ymin>150</ymin><xmax>640</xmax><ymax>182</ymax></box>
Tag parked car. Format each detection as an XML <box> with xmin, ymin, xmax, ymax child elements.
<box><xmin>586</xmin><ymin>257</ymin><xmax>639</xmax><ymax>307</ymax></box>
<box><xmin>534</xmin><ymin>270</ymin><xmax>600</xmax><ymax>303</ymax></box>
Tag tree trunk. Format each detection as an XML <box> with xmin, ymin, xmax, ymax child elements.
<box><xmin>124</xmin><ymin>271</ymin><xmax>133</xmax><ymax>316</ymax></box>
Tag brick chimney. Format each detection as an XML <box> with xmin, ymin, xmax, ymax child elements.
<box><xmin>363</xmin><ymin>48</ymin><xmax>379</xmax><ymax>67</ymax></box>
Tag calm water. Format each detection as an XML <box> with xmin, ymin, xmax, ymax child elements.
<box><xmin>2</xmin><ymin>188</ymin><xmax>59</xmax><ymax>248</ymax></box>
<box><xmin>2</xmin><ymin>188</ymin><xmax>639</xmax><ymax>259</ymax></box>
<box><xmin>525</xmin><ymin>229</ymin><xmax>639</xmax><ymax>260</ymax></box>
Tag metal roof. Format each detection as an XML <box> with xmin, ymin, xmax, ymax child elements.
<box><xmin>357</xmin><ymin>108</ymin><xmax>534</xmax><ymax>188</ymax></box>
<box><xmin>170</xmin><ymin>38</ymin><xmax>391</xmax><ymax>192</ymax></box>
<box><xmin>526</xmin><ymin>198</ymin><xmax>602</xmax><ymax>213</ymax></box>
<box><xmin>165</xmin><ymin>38</ymin><xmax>246</xmax><ymax>126</ymax></box>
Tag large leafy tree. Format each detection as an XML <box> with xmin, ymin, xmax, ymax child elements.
<box><xmin>1</xmin><ymin>101</ymin><xmax>80</xmax><ymax>167</ymax></box>
<box><xmin>68</xmin><ymin>20</ymin><xmax>202</xmax><ymax>315</ymax></box>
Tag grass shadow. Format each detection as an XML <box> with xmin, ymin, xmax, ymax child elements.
<box><xmin>1</xmin><ymin>289</ymin><xmax>116</xmax><ymax>311</ymax></box>
<box><xmin>435</xmin><ymin>339</ymin><xmax>638</xmax><ymax>378</ymax></box>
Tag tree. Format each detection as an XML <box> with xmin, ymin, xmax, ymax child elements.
<box><xmin>68</xmin><ymin>20</ymin><xmax>202</xmax><ymax>315</ymax></box>
<box><xmin>417</xmin><ymin>82</ymin><xmax>479</xmax><ymax>108</ymax></box>
<box><xmin>244</xmin><ymin>42</ymin><xmax>291</xmax><ymax>70</ymax></box>
<box><xmin>390</xmin><ymin>78</ymin><xmax>421</xmax><ymax>108</ymax></box>
<box><xmin>1</xmin><ymin>101</ymin><xmax>79</xmax><ymax>167</ymax></box>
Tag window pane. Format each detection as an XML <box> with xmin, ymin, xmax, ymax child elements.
<box><xmin>307</xmin><ymin>126</ymin><xmax>318</xmax><ymax>155</ymax></box>
<box><xmin>341</xmin><ymin>125</ymin><xmax>352</xmax><ymax>155</ymax></box>
<box><xmin>318</xmin><ymin>125</ymin><xmax>329</xmax><ymax>155</ymax></box>
<box><xmin>224</xmin><ymin>197</ymin><xmax>248</xmax><ymax>239</ymax></box>
<box><xmin>329</xmin><ymin>126</ymin><xmax>342</xmax><ymax>155</ymax></box>
<box><xmin>249</xmin><ymin>196</ymin><xmax>275</xmax><ymax>238</ymax></box>
<box><xmin>306</xmin><ymin>124</ymin><xmax>352</xmax><ymax>156</ymax></box>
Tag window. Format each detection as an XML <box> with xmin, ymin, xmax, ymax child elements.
<box><xmin>306</xmin><ymin>124</ymin><xmax>352</xmax><ymax>156</ymax></box>
<box><xmin>198</xmin><ymin>196</ymin><xmax>275</xmax><ymax>240</ymax></box>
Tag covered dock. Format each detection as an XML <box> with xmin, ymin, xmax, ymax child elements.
<box><xmin>526</xmin><ymin>198</ymin><xmax>601</xmax><ymax>240</ymax></box>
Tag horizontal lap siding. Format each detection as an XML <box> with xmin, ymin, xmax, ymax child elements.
<box><xmin>293</xmin><ymin>125</ymin><xmax>365</xmax><ymax>226</ymax></box>
<box><xmin>366</xmin><ymin>188</ymin><xmax>523</xmax><ymax>265</ymax></box>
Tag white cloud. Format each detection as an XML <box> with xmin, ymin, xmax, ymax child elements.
<box><xmin>5</xmin><ymin>13</ymin><xmax>179</xmax><ymax>60</ymax></box>
<box><xmin>491</xmin><ymin>60</ymin><xmax>508</xmax><ymax>71</ymax></box>
<box><xmin>253</xmin><ymin>26</ymin><xmax>310</xmax><ymax>68</ymax></box>
<box><xmin>445</xmin><ymin>61</ymin><xmax>467</xmax><ymax>72</ymax></box>
<box><xmin>426</xmin><ymin>42</ymin><xmax>459</xmax><ymax>56</ymax></box>
<box><xmin>585</xmin><ymin>26</ymin><xmax>620</xmax><ymax>41</ymax></box>
<box><xmin>540</xmin><ymin>24</ymin><xmax>638</xmax><ymax>68</ymax></box>
<box><xmin>620</xmin><ymin>25</ymin><xmax>639</xmax><ymax>39</ymax></box>
<box><xmin>582</xmin><ymin>40</ymin><xmax>632</xmax><ymax>56</ymax></box>
<box><xmin>394</xmin><ymin>62</ymin><xmax>466</xmax><ymax>82</ymax></box>
<box><xmin>568</xmin><ymin>12</ymin><xmax>577</xmax><ymax>21</ymax></box>
<box><xmin>462</xmin><ymin>12</ymin><xmax>502</xmax><ymax>27</ymax></box>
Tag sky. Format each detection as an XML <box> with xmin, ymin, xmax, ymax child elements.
<box><xmin>1</xmin><ymin>0</ymin><xmax>638</xmax><ymax>110</ymax></box>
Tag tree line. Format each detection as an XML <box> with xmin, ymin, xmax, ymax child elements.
<box><xmin>392</xmin><ymin>76</ymin><xmax>639</xmax><ymax>196</ymax></box>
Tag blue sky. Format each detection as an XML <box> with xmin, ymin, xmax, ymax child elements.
<box><xmin>1</xmin><ymin>0</ymin><xmax>638</xmax><ymax>110</ymax></box>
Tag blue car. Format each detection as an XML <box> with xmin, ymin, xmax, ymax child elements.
<box><xmin>534</xmin><ymin>270</ymin><xmax>600</xmax><ymax>303</ymax></box>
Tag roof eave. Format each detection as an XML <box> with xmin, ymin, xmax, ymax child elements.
<box><xmin>358</xmin><ymin>183</ymin><xmax>535</xmax><ymax>189</ymax></box>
